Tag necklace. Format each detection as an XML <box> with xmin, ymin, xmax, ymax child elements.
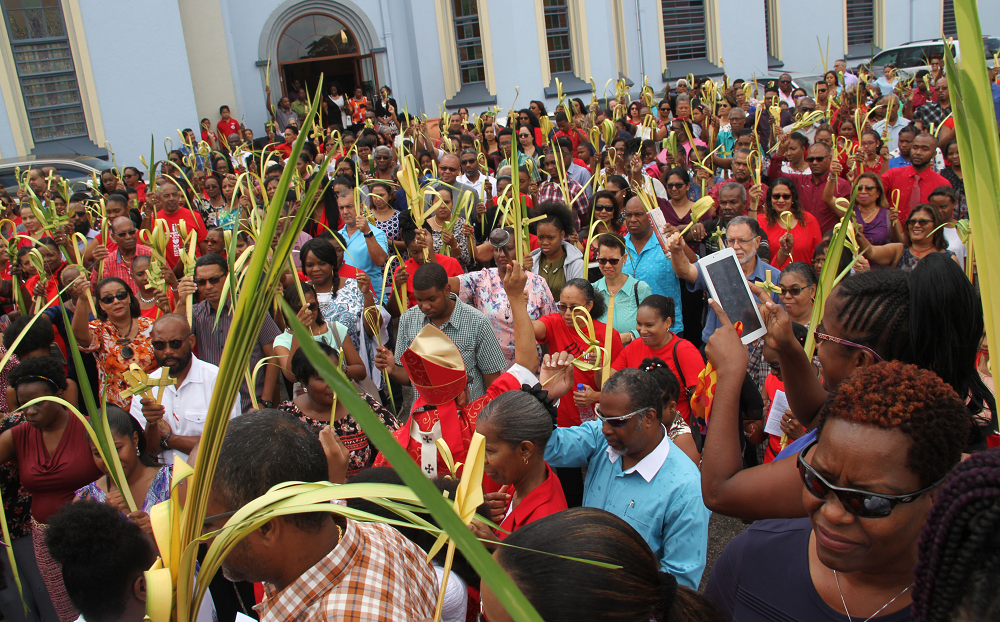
<box><xmin>833</xmin><ymin>570</ymin><xmax>912</xmax><ymax>622</ymax></box>
<box><xmin>138</xmin><ymin>290</ymin><xmax>155</xmax><ymax>304</ymax></box>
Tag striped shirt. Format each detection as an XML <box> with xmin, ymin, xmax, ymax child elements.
<box><xmin>90</xmin><ymin>243</ymin><xmax>152</xmax><ymax>295</ymax></box>
<box><xmin>190</xmin><ymin>299</ymin><xmax>281</xmax><ymax>412</ymax></box>
<box><xmin>256</xmin><ymin>519</ymin><xmax>437</xmax><ymax>622</ymax></box>
<box><xmin>394</xmin><ymin>293</ymin><xmax>508</xmax><ymax>401</ymax></box>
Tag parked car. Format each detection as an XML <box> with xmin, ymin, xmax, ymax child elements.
<box><xmin>0</xmin><ymin>154</ymin><xmax>113</xmax><ymax>198</ymax></box>
<box><xmin>867</xmin><ymin>36</ymin><xmax>999</xmax><ymax>80</ymax></box>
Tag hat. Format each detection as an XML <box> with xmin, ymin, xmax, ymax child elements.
<box><xmin>401</xmin><ymin>324</ymin><xmax>467</xmax><ymax>405</ymax></box>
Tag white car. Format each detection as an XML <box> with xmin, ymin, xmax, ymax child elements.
<box><xmin>868</xmin><ymin>36</ymin><xmax>999</xmax><ymax>80</ymax></box>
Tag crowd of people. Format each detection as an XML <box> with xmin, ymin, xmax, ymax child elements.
<box><xmin>0</xmin><ymin>55</ymin><xmax>997</xmax><ymax>622</ymax></box>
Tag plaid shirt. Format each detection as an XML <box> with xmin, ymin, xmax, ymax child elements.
<box><xmin>914</xmin><ymin>102</ymin><xmax>951</xmax><ymax>128</ymax></box>
<box><xmin>395</xmin><ymin>293</ymin><xmax>508</xmax><ymax>401</ymax></box>
<box><xmin>256</xmin><ymin>520</ymin><xmax>437</xmax><ymax>622</ymax></box>
<box><xmin>538</xmin><ymin>178</ymin><xmax>588</xmax><ymax>231</ymax></box>
<box><xmin>90</xmin><ymin>243</ymin><xmax>152</xmax><ymax>295</ymax></box>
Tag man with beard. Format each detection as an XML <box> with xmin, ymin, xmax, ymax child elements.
<box><xmin>90</xmin><ymin>216</ymin><xmax>151</xmax><ymax>294</ymax></box>
<box><xmin>132</xmin><ymin>314</ymin><xmax>240</xmax><ymax>464</ymax></box>
<box><xmin>68</xmin><ymin>192</ymin><xmax>98</xmax><ymax>248</ymax></box>
<box><xmin>542</xmin><ymin>367</ymin><xmax>709</xmax><ymax>588</ymax></box>
<box><xmin>668</xmin><ymin>216</ymin><xmax>781</xmax><ymax>345</ymax></box>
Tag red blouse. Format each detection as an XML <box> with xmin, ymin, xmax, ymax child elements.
<box><xmin>496</xmin><ymin>462</ymin><xmax>568</xmax><ymax>540</ymax></box>
<box><xmin>11</xmin><ymin>413</ymin><xmax>102</xmax><ymax>523</ymax></box>
<box><xmin>757</xmin><ymin>212</ymin><xmax>822</xmax><ymax>270</ymax></box>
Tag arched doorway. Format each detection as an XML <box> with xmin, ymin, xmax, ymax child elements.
<box><xmin>277</xmin><ymin>13</ymin><xmax>377</xmax><ymax>103</ymax></box>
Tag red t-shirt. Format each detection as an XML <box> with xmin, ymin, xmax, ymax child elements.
<box><xmin>496</xmin><ymin>462</ymin><xmax>568</xmax><ymax>540</ymax></box>
<box><xmin>158</xmin><ymin>209</ymin><xmax>208</xmax><ymax>268</ymax></box>
<box><xmin>757</xmin><ymin>212</ymin><xmax>823</xmax><ymax>270</ymax></box>
<box><xmin>217</xmin><ymin>117</ymin><xmax>240</xmax><ymax>144</ymax></box>
<box><xmin>612</xmin><ymin>333</ymin><xmax>705</xmax><ymax>423</ymax></box>
<box><xmin>394</xmin><ymin>254</ymin><xmax>463</xmax><ymax>308</ymax></box>
<box><xmin>273</xmin><ymin>142</ymin><xmax>293</xmax><ymax>160</ymax></box>
<box><xmin>537</xmin><ymin>313</ymin><xmax>623</xmax><ymax>427</ymax></box>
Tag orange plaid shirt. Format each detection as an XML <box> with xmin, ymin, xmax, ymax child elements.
<box><xmin>256</xmin><ymin>519</ymin><xmax>437</xmax><ymax>622</ymax></box>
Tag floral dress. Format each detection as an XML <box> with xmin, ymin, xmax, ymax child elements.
<box><xmin>80</xmin><ymin>317</ymin><xmax>156</xmax><ymax>410</ymax></box>
<box><xmin>314</xmin><ymin>279</ymin><xmax>379</xmax><ymax>379</ymax></box>
<box><xmin>76</xmin><ymin>465</ymin><xmax>172</xmax><ymax>513</ymax></box>
<box><xmin>278</xmin><ymin>394</ymin><xmax>400</xmax><ymax>477</ymax></box>
<box><xmin>428</xmin><ymin>217</ymin><xmax>472</xmax><ymax>269</ymax></box>
<box><xmin>0</xmin><ymin>412</ymin><xmax>31</xmax><ymax>540</ymax></box>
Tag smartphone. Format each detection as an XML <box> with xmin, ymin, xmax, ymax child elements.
<box><xmin>700</xmin><ymin>247</ymin><xmax>767</xmax><ymax>344</ymax></box>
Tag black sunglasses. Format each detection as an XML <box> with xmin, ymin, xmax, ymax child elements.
<box><xmin>907</xmin><ymin>218</ymin><xmax>933</xmax><ymax>227</ymax></box>
<box><xmin>151</xmin><ymin>337</ymin><xmax>189</xmax><ymax>351</ymax></box>
<box><xmin>114</xmin><ymin>229</ymin><xmax>137</xmax><ymax>238</ymax></box>
<box><xmin>195</xmin><ymin>275</ymin><xmax>225</xmax><ymax>287</ymax></box>
<box><xmin>797</xmin><ymin>439</ymin><xmax>941</xmax><ymax>518</ymax></box>
<box><xmin>100</xmin><ymin>291</ymin><xmax>129</xmax><ymax>305</ymax></box>
<box><xmin>805</xmin><ymin>156</ymin><xmax>827</xmax><ymax>163</ymax></box>
<box><xmin>780</xmin><ymin>285</ymin><xmax>805</xmax><ymax>296</ymax></box>
<box><xmin>597</xmin><ymin>257</ymin><xmax>620</xmax><ymax>266</ymax></box>
<box><xmin>594</xmin><ymin>203</ymin><xmax>615</xmax><ymax>212</ymax></box>
<box><xmin>771</xmin><ymin>193</ymin><xmax>792</xmax><ymax>200</ymax></box>
<box><xmin>666</xmin><ymin>182</ymin><xmax>686</xmax><ymax>190</ymax></box>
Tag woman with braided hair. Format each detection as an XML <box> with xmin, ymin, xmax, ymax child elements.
<box><xmin>480</xmin><ymin>507</ymin><xmax>725</xmax><ymax>622</ymax></box>
<box><xmin>471</xmin><ymin>389</ymin><xmax>568</xmax><ymax>545</ymax></box>
<box><xmin>700</xmin><ymin>254</ymin><xmax>993</xmax><ymax>521</ymax></box>
<box><xmin>700</xmin><ymin>303</ymin><xmax>969</xmax><ymax>622</ymax></box>
<box><xmin>911</xmin><ymin>449</ymin><xmax>1000</xmax><ymax>622</ymax></box>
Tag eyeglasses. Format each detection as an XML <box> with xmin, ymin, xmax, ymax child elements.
<box><xmin>856</xmin><ymin>185</ymin><xmax>878</xmax><ymax>192</ymax></box>
<box><xmin>151</xmin><ymin>337</ymin><xmax>189</xmax><ymax>351</ymax></box>
<box><xmin>725</xmin><ymin>237</ymin><xmax>754</xmax><ymax>247</ymax></box>
<box><xmin>779</xmin><ymin>79</ymin><xmax>792</xmax><ymax>84</ymax></box>
<box><xmin>374</xmin><ymin>155</ymin><xmax>390</xmax><ymax>161</ymax></box>
<box><xmin>597</xmin><ymin>257</ymin><xmax>620</xmax><ymax>266</ymax></box>
<box><xmin>594</xmin><ymin>203</ymin><xmax>615</xmax><ymax>212</ymax></box>
<box><xmin>666</xmin><ymin>182</ymin><xmax>686</xmax><ymax>190</ymax></box>
<box><xmin>439</xmin><ymin>166</ymin><xmax>459</xmax><ymax>172</ymax></box>
<box><xmin>556</xmin><ymin>303</ymin><xmax>582</xmax><ymax>313</ymax></box>
<box><xmin>780</xmin><ymin>285</ymin><xmax>805</xmax><ymax>296</ymax></box>
<box><xmin>202</xmin><ymin>509</ymin><xmax>239</xmax><ymax>528</ymax></box>
<box><xmin>805</xmin><ymin>156</ymin><xmax>827</xmax><ymax>163</ymax></box>
<box><xmin>114</xmin><ymin>229</ymin><xmax>137</xmax><ymax>238</ymax></box>
<box><xmin>771</xmin><ymin>193</ymin><xmax>792</xmax><ymax>200</ymax></box>
<box><xmin>595</xmin><ymin>404</ymin><xmax>648</xmax><ymax>427</ymax></box>
<box><xmin>907</xmin><ymin>218</ymin><xmax>933</xmax><ymax>227</ymax></box>
<box><xmin>460</xmin><ymin>159</ymin><xmax>477</xmax><ymax>165</ymax></box>
<box><xmin>814</xmin><ymin>330</ymin><xmax>885</xmax><ymax>362</ymax></box>
<box><xmin>799</xmin><ymin>107</ymin><xmax>816</xmax><ymax>113</ymax></box>
<box><xmin>798</xmin><ymin>438</ymin><xmax>941</xmax><ymax>518</ymax></box>
<box><xmin>194</xmin><ymin>275</ymin><xmax>225</xmax><ymax>287</ymax></box>
<box><xmin>100</xmin><ymin>291</ymin><xmax>129</xmax><ymax>305</ymax></box>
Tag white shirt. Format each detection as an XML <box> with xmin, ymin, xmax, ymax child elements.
<box><xmin>131</xmin><ymin>355</ymin><xmax>241</xmax><ymax>464</ymax></box>
<box><xmin>872</xmin><ymin>116</ymin><xmax>912</xmax><ymax>153</ymax></box>
<box><xmin>943</xmin><ymin>227</ymin><xmax>967</xmax><ymax>269</ymax></box>
<box><xmin>456</xmin><ymin>173</ymin><xmax>497</xmax><ymax>200</ymax></box>
<box><xmin>605</xmin><ymin>424</ymin><xmax>671</xmax><ymax>482</ymax></box>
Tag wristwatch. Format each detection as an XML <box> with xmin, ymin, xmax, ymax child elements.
<box><xmin>363</xmin><ymin>230</ymin><xmax>374</xmax><ymax>238</ymax></box>
<box><xmin>160</xmin><ymin>432</ymin><xmax>173</xmax><ymax>451</ymax></box>
<box><xmin>260</xmin><ymin>400</ymin><xmax>275</xmax><ymax>409</ymax></box>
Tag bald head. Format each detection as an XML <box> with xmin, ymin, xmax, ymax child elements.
<box><xmin>153</xmin><ymin>313</ymin><xmax>189</xmax><ymax>337</ymax></box>
<box><xmin>438</xmin><ymin>153</ymin><xmax>460</xmax><ymax>183</ymax></box>
<box><xmin>111</xmin><ymin>216</ymin><xmax>137</xmax><ymax>253</ymax></box>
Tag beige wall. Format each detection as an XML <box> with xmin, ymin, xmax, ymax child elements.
<box><xmin>178</xmin><ymin>0</ymin><xmax>237</xmax><ymax>128</ymax></box>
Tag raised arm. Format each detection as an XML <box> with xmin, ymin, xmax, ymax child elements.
<box><xmin>503</xmin><ymin>262</ymin><xmax>538</xmax><ymax>373</ymax></box>
<box><xmin>699</xmin><ymin>299</ymin><xmax>806</xmax><ymax>519</ymax></box>
<box><xmin>667</xmin><ymin>232</ymin><xmax>699</xmax><ymax>283</ymax></box>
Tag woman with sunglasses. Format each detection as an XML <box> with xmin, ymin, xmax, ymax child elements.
<box><xmin>516</xmin><ymin>125</ymin><xmax>540</xmax><ymax>162</ymax></box>
<box><xmin>702</xmin><ymin>255</ymin><xmax>992</xmax><ymax>520</ymax></box>
<box><xmin>777</xmin><ymin>262</ymin><xmax>816</xmax><ymax>327</ymax></box>
<box><xmin>662</xmin><ymin>168</ymin><xmax>709</xmax><ymax>243</ymax></box>
<box><xmin>70</xmin><ymin>276</ymin><xmax>156</xmax><ymax>410</ymax></box>
<box><xmin>858</xmin><ymin>203</ymin><xmax>958</xmax><ymax>272</ymax></box>
<box><xmin>592</xmin><ymin>234</ymin><xmax>650</xmax><ymax>347</ymax></box>
<box><xmin>0</xmin><ymin>357</ymin><xmax>104</xmax><ymax>622</ymax></box>
<box><xmin>273</xmin><ymin>282</ymin><xmax>364</xmax><ymax>396</ymax></box>
<box><xmin>581</xmin><ymin>191</ymin><xmax>621</xmax><ymax>280</ymax></box>
<box><xmin>121</xmin><ymin>167</ymin><xmax>147</xmax><ymax>203</ymax></box>
<box><xmin>704</xmin><ymin>323</ymin><xmax>969</xmax><ymax>622</ymax></box>
<box><xmin>627</xmin><ymin>101</ymin><xmax>643</xmax><ymax>128</ymax></box>
<box><xmin>758</xmin><ymin>178</ymin><xmax>822</xmax><ymax>270</ymax></box>
<box><xmin>279</xmin><ymin>344</ymin><xmax>399</xmax><ymax>478</ymax></box>
<box><xmin>831</xmin><ymin>172</ymin><xmax>898</xmax><ymax>248</ymax></box>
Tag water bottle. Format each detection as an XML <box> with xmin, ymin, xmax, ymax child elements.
<box><xmin>577</xmin><ymin>383</ymin><xmax>596</xmax><ymax>422</ymax></box>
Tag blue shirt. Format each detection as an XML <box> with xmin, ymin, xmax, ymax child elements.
<box><xmin>339</xmin><ymin>225</ymin><xmax>389</xmax><ymax>299</ymax></box>
<box><xmin>888</xmin><ymin>155</ymin><xmax>911</xmax><ymax>169</ymax></box>
<box><xmin>544</xmin><ymin>421</ymin><xmax>710</xmax><ymax>588</ymax></box>
<box><xmin>623</xmin><ymin>233</ymin><xmax>684</xmax><ymax>335</ymax></box>
<box><xmin>687</xmin><ymin>257</ymin><xmax>781</xmax><ymax>345</ymax></box>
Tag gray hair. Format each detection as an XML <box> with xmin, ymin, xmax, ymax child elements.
<box><xmin>602</xmin><ymin>369</ymin><xmax>662</xmax><ymax>420</ymax></box>
<box><xmin>675</xmin><ymin>93</ymin><xmax>690</xmax><ymax>104</ymax></box>
<box><xmin>728</xmin><ymin>107</ymin><xmax>747</xmax><ymax>119</ymax></box>
<box><xmin>719</xmin><ymin>181</ymin><xmax>747</xmax><ymax>203</ymax></box>
<box><xmin>728</xmin><ymin>215</ymin><xmax>758</xmax><ymax>232</ymax></box>
<box><xmin>477</xmin><ymin>391</ymin><xmax>556</xmax><ymax>451</ymax></box>
<box><xmin>373</xmin><ymin>145</ymin><xmax>392</xmax><ymax>156</ymax></box>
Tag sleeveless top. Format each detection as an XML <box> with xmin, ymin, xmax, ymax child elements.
<box><xmin>897</xmin><ymin>247</ymin><xmax>955</xmax><ymax>272</ymax></box>
<box><xmin>12</xmin><ymin>414</ymin><xmax>103</xmax><ymax>523</ymax></box>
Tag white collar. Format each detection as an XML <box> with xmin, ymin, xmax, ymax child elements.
<box><xmin>605</xmin><ymin>425</ymin><xmax>671</xmax><ymax>483</ymax></box>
